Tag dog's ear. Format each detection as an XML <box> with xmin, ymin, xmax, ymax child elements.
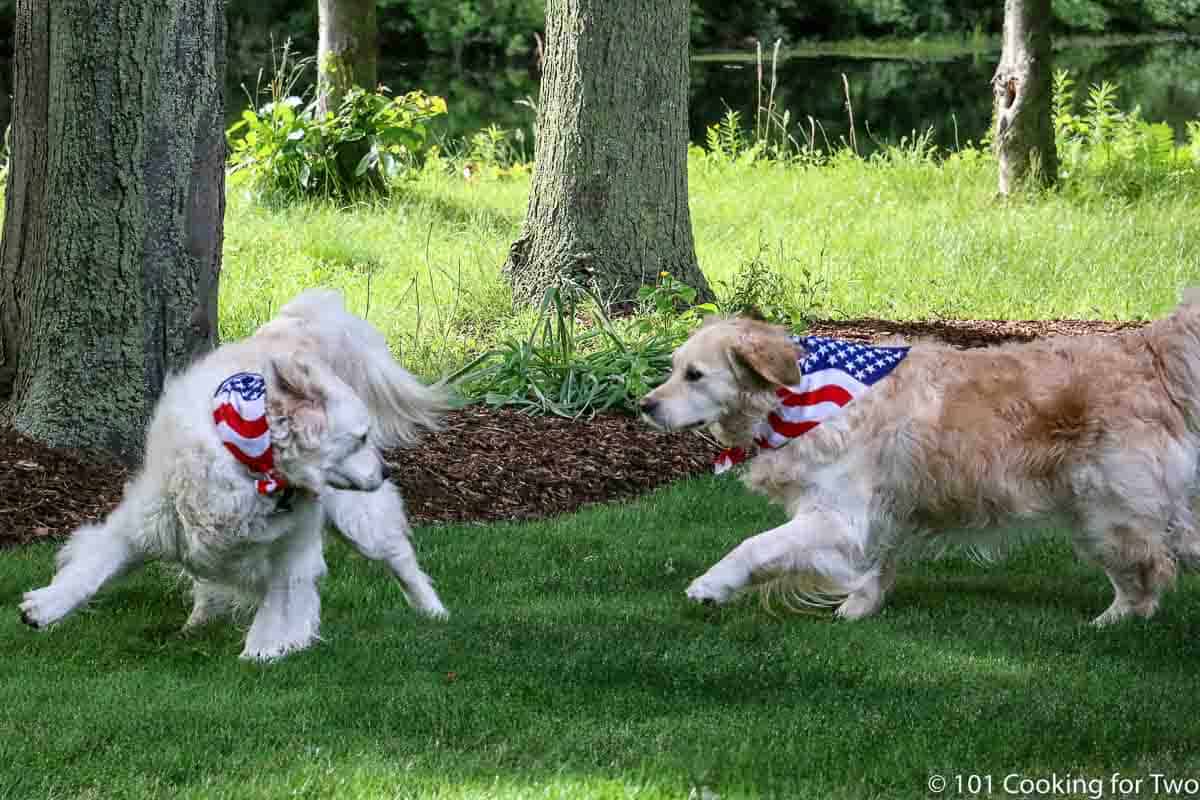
<box><xmin>729</xmin><ymin>324</ymin><xmax>803</xmax><ymax>388</ymax></box>
<box><xmin>266</xmin><ymin>356</ymin><xmax>327</xmax><ymax>446</ymax></box>
<box><xmin>266</xmin><ymin>355</ymin><xmax>325</xmax><ymax>406</ymax></box>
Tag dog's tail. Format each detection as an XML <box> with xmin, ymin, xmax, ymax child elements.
<box><xmin>276</xmin><ymin>289</ymin><xmax>449</xmax><ymax>448</ymax></box>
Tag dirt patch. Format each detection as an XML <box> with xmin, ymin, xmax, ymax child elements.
<box><xmin>0</xmin><ymin>317</ymin><xmax>1148</xmax><ymax>545</ymax></box>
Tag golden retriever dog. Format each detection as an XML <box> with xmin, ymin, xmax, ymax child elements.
<box><xmin>640</xmin><ymin>295</ymin><xmax>1200</xmax><ymax>624</ymax></box>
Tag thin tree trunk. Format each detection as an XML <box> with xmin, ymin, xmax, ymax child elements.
<box><xmin>318</xmin><ymin>0</ymin><xmax>378</xmax><ymax>114</ymax></box>
<box><xmin>504</xmin><ymin>0</ymin><xmax>712</xmax><ymax>307</ymax></box>
<box><xmin>992</xmin><ymin>0</ymin><xmax>1057</xmax><ymax>194</ymax></box>
<box><xmin>0</xmin><ymin>0</ymin><xmax>225</xmax><ymax>462</ymax></box>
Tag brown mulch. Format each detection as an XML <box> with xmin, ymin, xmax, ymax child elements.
<box><xmin>0</xmin><ymin>317</ymin><xmax>1149</xmax><ymax>546</ymax></box>
<box><xmin>389</xmin><ymin>406</ymin><xmax>718</xmax><ymax>525</ymax></box>
<box><xmin>0</xmin><ymin>429</ymin><xmax>131</xmax><ymax>547</ymax></box>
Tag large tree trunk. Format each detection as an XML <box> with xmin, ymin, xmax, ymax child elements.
<box><xmin>992</xmin><ymin>0</ymin><xmax>1057</xmax><ymax>194</ymax></box>
<box><xmin>504</xmin><ymin>0</ymin><xmax>712</xmax><ymax>307</ymax></box>
<box><xmin>0</xmin><ymin>0</ymin><xmax>225</xmax><ymax>462</ymax></box>
<box><xmin>318</xmin><ymin>0</ymin><xmax>378</xmax><ymax>114</ymax></box>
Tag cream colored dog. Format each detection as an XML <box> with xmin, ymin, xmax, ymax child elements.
<box><xmin>641</xmin><ymin>298</ymin><xmax>1200</xmax><ymax>624</ymax></box>
<box><xmin>20</xmin><ymin>290</ymin><xmax>448</xmax><ymax>660</ymax></box>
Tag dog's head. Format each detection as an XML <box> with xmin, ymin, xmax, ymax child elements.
<box><xmin>264</xmin><ymin>355</ymin><xmax>389</xmax><ymax>493</ymax></box>
<box><xmin>639</xmin><ymin>317</ymin><xmax>803</xmax><ymax>441</ymax></box>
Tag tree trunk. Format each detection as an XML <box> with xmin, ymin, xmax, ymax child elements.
<box><xmin>504</xmin><ymin>0</ymin><xmax>712</xmax><ymax>307</ymax></box>
<box><xmin>992</xmin><ymin>0</ymin><xmax>1057</xmax><ymax>194</ymax></box>
<box><xmin>0</xmin><ymin>0</ymin><xmax>225</xmax><ymax>462</ymax></box>
<box><xmin>318</xmin><ymin>0</ymin><xmax>378</xmax><ymax>114</ymax></box>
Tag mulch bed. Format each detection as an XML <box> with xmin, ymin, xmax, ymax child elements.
<box><xmin>0</xmin><ymin>317</ymin><xmax>1148</xmax><ymax>546</ymax></box>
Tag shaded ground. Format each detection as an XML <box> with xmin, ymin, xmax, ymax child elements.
<box><xmin>0</xmin><ymin>317</ymin><xmax>1146</xmax><ymax>545</ymax></box>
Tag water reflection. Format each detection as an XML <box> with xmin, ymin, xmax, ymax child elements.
<box><xmin>2</xmin><ymin>40</ymin><xmax>1193</xmax><ymax>155</ymax></box>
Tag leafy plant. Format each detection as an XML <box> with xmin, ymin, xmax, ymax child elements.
<box><xmin>455</xmin><ymin>124</ymin><xmax>533</xmax><ymax>181</ymax></box>
<box><xmin>226</xmin><ymin>41</ymin><xmax>447</xmax><ymax>203</ymax></box>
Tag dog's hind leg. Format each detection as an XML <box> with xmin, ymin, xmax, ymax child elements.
<box><xmin>685</xmin><ymin>506</ymin><xmax>870</xmax><ymax>611</ymax></box>
<box><xmin>182</xmin><ymin>580</ymin><xmax>241</xmax><ymax>632</ymax></box>
<box><xmin>20</xmin><ymin>521</ymin><xmax>144</xmax><ymax>629</ymax></box>
<box><xmin>322</xmin><ymin>483</ymin><xmax>448</xmax><ymax>619</ymax></box>
<box><xmin>1080</xmin><ymin>514</ymin><xmax>1177</xmax><ymax>626</ymax></box>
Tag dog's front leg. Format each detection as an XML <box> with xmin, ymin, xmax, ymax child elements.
<box><xmin>241</xmin><ymin>513</ymin><xmax>327</xmax><ymax>661</ymax></box>
<box><xmin>322</xmin><ymin>484</ymin><xmax>448</xmax><ymax>619</ymax></box>
<box><xmin>686</xmin><ymin>508</ymin><xmax>865</xmax><ymax>606</ymax></box>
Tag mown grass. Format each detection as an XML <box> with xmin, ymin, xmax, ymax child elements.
<box><xmin>4</xmin><ymin>475</ymin><xmax>1200</xmax><ymax>799</ymax></box>
<box><xmin>222</xmin><ymin>151</ymin><xmax>1200</xmax><ymax>381</ymax></box>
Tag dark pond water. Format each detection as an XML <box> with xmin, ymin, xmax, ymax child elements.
<box><xmin>225</xmin><ymin>38</ymin><xmax>1200</xmax><ymax>155</ymax></box>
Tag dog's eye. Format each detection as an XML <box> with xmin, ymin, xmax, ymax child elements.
<box><xmin>684</xmin><ymin>366</ymin><xmax>703</xmax><ymax>382</ymax></box>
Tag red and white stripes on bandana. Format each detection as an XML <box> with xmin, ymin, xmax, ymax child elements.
<box><xmin>713</xmin><ymin>335</ymin><xmax>909</xmax><ymax>474</ymax></box>
<box><xmin>212</xmin><ymin>372</ymin><xmax>288</xmax><ymax>495</ymax></box>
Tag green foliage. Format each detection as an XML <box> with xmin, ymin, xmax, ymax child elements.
<box><xmin>381</xmin><ymin>0</ymin><xmax>543</xmax><ymax>59</ymax></box>
<box><xmin>226</xmin><ymin>45</ymin><xmax>446</xmax><ymax>204</ymax></box>
<box><xmin>1053</xmin><ymin>68</ymin><xmax>1196</xmax><ymax>197</ymax></box>
<box><xmin>215</xmin><ymin>1</ymin><xmax>1200</xmax><ymax>65</ymax></box>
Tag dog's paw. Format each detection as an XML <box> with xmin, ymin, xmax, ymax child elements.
<box><xmin>239</xmin><ymin>634</ymin><xmax>317</xmax><ymax>663</ymax></box>
<box><xmin>419</xmin><ymin>603</ymin><xmax>450</xmax><ymax>621</ymax></box>
<box><xmin>835</xmin><ymin>592</ymin><xmax>884</xmax><ymax>621</ymax></box>
<box><xmin>685</xmin><ymin>576</ymin><xmax>735</xmax><ymax>606</ymax></box>
<box><xmin>19</xmin><ymin>587</ymin><xmax>73</xmax><ymax>629</ymax></box>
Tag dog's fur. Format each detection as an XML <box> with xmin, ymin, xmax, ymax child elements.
<box><xmin>20</xmin><ymin>290</ymin><xmax>449</xmax><ymax>660</ymax></box>
<box><xmin>641</xmin><ymin>296</ymin><xmax>1200</xmax><ymax>624</ymax></box>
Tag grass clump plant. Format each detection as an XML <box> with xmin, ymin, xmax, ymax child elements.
<box><xmin>451</xmin><ymin>280</ymin><xmax>698</xmax><ymax>419</ymax></box>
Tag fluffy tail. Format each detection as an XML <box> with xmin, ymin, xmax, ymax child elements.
<box><xmin>275</xmin><ymin>289</ymin><xmax>449</xmax><ymax>448</ymax></box>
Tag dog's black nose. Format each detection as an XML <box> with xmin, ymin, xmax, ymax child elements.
<box><xmin>640</xmin><ymin>398</ymin><xmax>659</xmax><ymax>415</ymax></box>
<box><xmin>380</xmin><ymin>462</ymin><xmax>392</xmax><ymax>481</ymax></box>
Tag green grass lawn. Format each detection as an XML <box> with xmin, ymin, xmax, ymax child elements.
<box><xmin>4</xmin><ymin>475</ymin><xmax>1199</xmax><ymax>799</ymax></box>
<box><xmin>221</xmin><ymin>151</ymin><xmax>1200</xmax><ymax>381</ymax></box>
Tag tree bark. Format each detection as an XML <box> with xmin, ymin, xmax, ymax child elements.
<box><xmin>992</xmin><ymin>0</ymin><xmax>1057</xmax><ymax>194</ymax></box>
<box><xmin>318</xmin><ymin>0</ymin><xmax>378</xmax><ymax>114</ymax></box>
<box><xmin>0</xmin><ymin>0</ymin><xmax>225</xmax><ymax>462</ymax></box>
<box><xmin>504</xmin><ymin>0</ymin><xmax>712</xmax><ymax>307</ymax></box>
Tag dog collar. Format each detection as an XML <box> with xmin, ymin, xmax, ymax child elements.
<box><xmin>212</xmin><ymin>372</ymin><xmax>290</xmax><ymax>497</ymax></box>
<box><xmin>713</xmin><ymin>336</ymin><xmax>909</xmax><ymax>474</ymax></box>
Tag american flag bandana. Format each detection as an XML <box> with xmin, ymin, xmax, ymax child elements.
<box><xmin>212</xmin><ymin>372</ymin><xmax>288</xmax><ymax>495</ymax></box>
<box><xmin>713</xmin><ymin>336</ymin><xmax>910</xmax><ymax>474</ymax></box>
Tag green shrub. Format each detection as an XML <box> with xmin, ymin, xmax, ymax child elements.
<box><xmin>1052</xmin><ymin>68</ymin><xmax>1196</xmax><ymax>198</ymax></box>
<box><xmin>226</xmin><ymin>44</ymin><xmax>447</xmax><ymax>204</ymax></box>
